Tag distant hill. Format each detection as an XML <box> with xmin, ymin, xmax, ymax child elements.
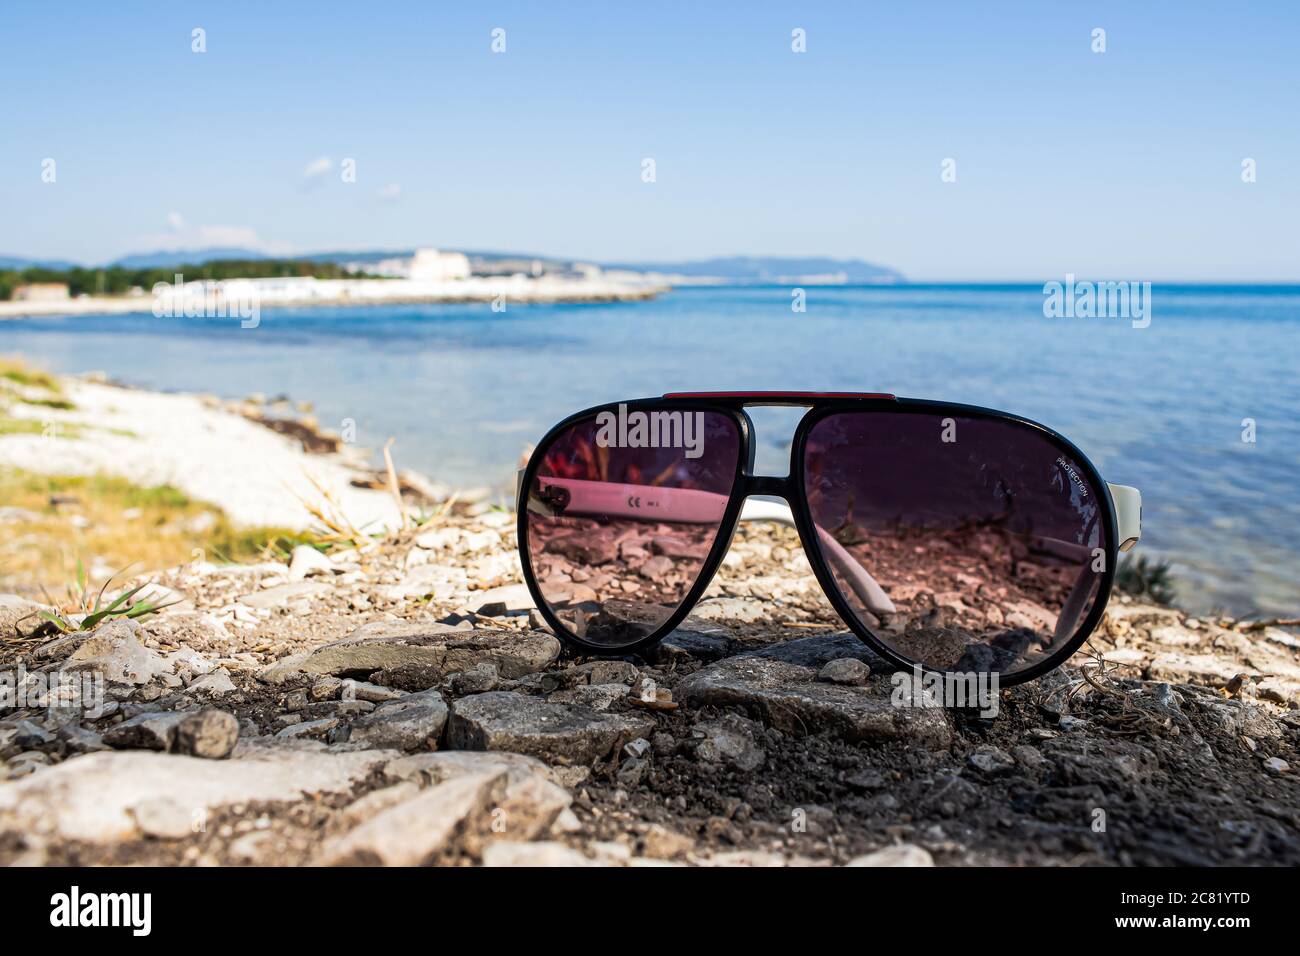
<box><xmin>600</xmin><ymin>256</ymin><xmax>905</xmax><ymax>283</ymax></box>
<box><xmin>306</xmin><ymin>250</ymin><xmax>905</xmax><ymax>282</ymax></box>
<box><xmin>110</xmin><ymin>248</ymin><xmax>271</xmax><ymax>269</ymax></box>
<box><xmin>302</xmin><ymin>249</ymin><xmax>415</xmax><ymax>264</ymax></box>
<box><xmin>0</xmin><ymin>255</ymin><xmax>79</xmax><ymax>270</ymax></box>
<box><xmin>8</xmin><ymin>248</ymin><xmax>905</xmax><ymax>284</ymax></box>
<box><xmin>304</xmin><ymin>249</ymin><xmax>565</xmax><ymax>267</ymax></box>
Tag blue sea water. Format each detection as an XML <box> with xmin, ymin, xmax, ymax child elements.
<box><xmin>3</xmin><ymin>284</ymin><xmax>1297</xmax><ymax>617</ymax></box>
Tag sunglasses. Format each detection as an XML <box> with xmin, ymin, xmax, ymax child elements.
<box><xmin>516</xmin><ymin>392</ymin><xmax>1141</xmax><ymax>687</ymax></box>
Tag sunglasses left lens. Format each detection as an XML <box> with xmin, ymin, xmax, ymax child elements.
<box><xmin>522</xmin><ymin>407</ymin><xmax>742</xmax><ymax>649</ymax></box>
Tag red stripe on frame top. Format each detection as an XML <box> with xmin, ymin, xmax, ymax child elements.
<box><xmin>662</xmin><ymin>390</ymin><xmax>897</xmax><ymax>400</ymax></box>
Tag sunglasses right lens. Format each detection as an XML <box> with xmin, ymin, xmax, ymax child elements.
<box><xmin>802</xmin><ymin>410</ymin><xmax>1110</xmax><ymax>676</ymax></box>
<box><xmin>522</xmin><ymin>407</ymin><xmax>741</xmax><ymax>649</ymax></box>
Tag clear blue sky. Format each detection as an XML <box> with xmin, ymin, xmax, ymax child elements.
<box><xmin>3</xmin><ymin>1</ymin><xmax>1297</xmax><ymax>280</ymax></box>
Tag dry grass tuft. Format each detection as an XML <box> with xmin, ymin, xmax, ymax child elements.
<box><xmin>0</xmin><ymin>356</ymin><xmax>63</xmax><ymax>394</ymax></box>
<box><xmin>0</xmin><ymin>468</ymin><xmax>316</xmax><ymax>596</ymax></box>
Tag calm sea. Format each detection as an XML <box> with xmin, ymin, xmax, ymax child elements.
<box><xmin>3</xmin><ymin>284</ymin><xmax>1297</xmax><ymax>617</ymax></box>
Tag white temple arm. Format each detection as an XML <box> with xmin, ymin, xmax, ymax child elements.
<box><xmin>739</xmin><ymin>500</ymin><xmax>897</xmax><ymax>615</ymax></box>
<box><xmin>1107</xmin><ymin>483</ymin><xmax>1142</xmax><ymax>552</ymax></box>
<box><xmin>1055</xmin><ymin>482</ymin><xmax>1142</xmax><ymax>641</ymax></box>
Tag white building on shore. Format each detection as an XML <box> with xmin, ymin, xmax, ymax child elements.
<box><xmin>408</xmin><ymin>248</ymin><xmax>470</xmax><ymax>281</ymax></box>
<box><xmin>344</xmin><ymin>247</ymin><xmax>470</xmax><ymax>281</ymax></box>
<box><xmin>12</xmin><ymin>282</ymin><xmax>70</xmax><ymax>302</ymax></box>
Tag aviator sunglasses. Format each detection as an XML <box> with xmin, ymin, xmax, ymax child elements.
<box><xmin>517</xmin><ymin>392</ymin><xmax>1142</xmax><ymax>686</ymax></box>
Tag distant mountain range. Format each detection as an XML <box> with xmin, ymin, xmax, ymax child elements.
<box><xmin>599</xmin><ymin>255</ymin><xmax>904</xmax><ymax>283</ymax></box>
<box><xmin>1</xmin><ymin>248</ymin><xmax>905</xmax><ymax>283</ymax></box>
<box><xmin>0</xmin><ymin>255</ymin><xmax>79</xmax><ymax>270</ymax></box>
<box><xmin>110</xmin><ymin>248</ymin><xmax>275</xmax><ymax>270</ymax></box>
<box><xmin>1</xmin><ymin>249</ymin><xmax>279</xmax><ymax>271</ymax></box>
<box><xmin>307</xmin><ymin>250</ymin><xmax>906</xmax><ymax>282</ymax></box>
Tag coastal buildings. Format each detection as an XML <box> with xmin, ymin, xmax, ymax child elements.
<box><xmin>408</xmin><ymin>248</ymin><xmax>471</xmax><ymax>281</ymax></box>
<box><xmin>0</xmin><ymin>247</ymin><xmax>667</xmax><ymax>320</ymax></box>
<box><xmin>1</xmin><ymin>271</ymin><xmax>667</xmax><ymax>320</ymax></box>
<box><xmin>340</xmin><ymin>248</ymin><xmax>599</xmax><ymax>282</ymax></box>
<box><xmin>343</xmin><ymin>248</ymin><xmax>470</xmax><ymax>281</ymax></box>
<box><xmin>11</xmin><ymin>282</ymin><xmax>69</xmax><ymax>302</ymax></box>
<box><xmin>470</xmin><ymin>256</ymin><xmax>547</xmax><ymax>278</ymax></box>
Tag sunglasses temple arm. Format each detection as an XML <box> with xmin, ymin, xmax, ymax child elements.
<box><xmin>521</xmin><ymin>475</ymin><xmax>1143</xmax><ymax>552</ymax></box>
<box><xmin>522</xmin><ymin>473</ymin><xmax>1142</xmax><ymax>647</ymax></box>
<box><xmin>524</xmin><ymin>475</ymin><xmax>896</xmax><ymax>617</ymax></box>
<box><xmin>1107</xmin><ymin>483</ymin><xmax>1142</xmax><ymax>552</ymax></box>
<box><xmin>1054</xmin><ymin>483</ymin><xmax>1143</xmax><ymax>641</ymax></box>
<box><xmin>738</xmin><ymin>500</ymin><xmax>897</xmax><ymax>616</ymax></box>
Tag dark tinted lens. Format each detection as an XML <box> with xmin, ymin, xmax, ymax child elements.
<box><xmin>524</xmin><ymin>407</ymin><xmax>741</xmax><ymax>648</ymax></box>
<box><xmin>802</xmin><ymin>411</ymin><xmax>1109</xmax><ymax>675</ymax></box>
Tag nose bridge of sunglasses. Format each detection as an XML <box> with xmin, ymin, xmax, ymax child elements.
<box><xmin>735</xmin><ymin>405</ymin><xmax>808</xmax><ymax>479</ymax></box>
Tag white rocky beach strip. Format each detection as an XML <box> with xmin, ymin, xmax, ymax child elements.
<box><xmin>0</xmin><ymin>273</ymin><xmax>668</xmax><ymax>321</ymax></box>
<box><xmin>0</xmin><ymin>377</ymin><xmax>412</xmax><ymax>530</ymax></box>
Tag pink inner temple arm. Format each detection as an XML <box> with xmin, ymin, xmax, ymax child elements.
<box><xmin>524</xmin><ymin>473</ymin><xmax>1141</xmax><ymax>650</ymax></box>
<box><xmin>528</xmin><ymin>476</ymin><xmax>898</xmax><ymax>616</ymax></box>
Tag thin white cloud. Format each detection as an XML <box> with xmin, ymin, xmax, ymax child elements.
<box><xmin>205</xmin><ymin>226</ymin><xmax>295</xmax><ymax>256</ymax></box>
<box><xmin>302</xmin><ymin>156</ymin><xmax>333</xmax><ymax>179</ymax></box>
<box><xmin>166</xmin><ymin>211</ymin><xmax>185</xmax><ymax>232</ymax></box>
<box><xmin>378</xmin><ymin>183</ymin><xmax>401</xmax><ymax>201</ymax></box>
<box><xmin>133</xmin><ymin>223</ymin><xmax>297</xmax><ymax>256</ymax></box>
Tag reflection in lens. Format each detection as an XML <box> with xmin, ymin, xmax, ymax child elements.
<box><xmin>803</xmin><ymin>412</ymin><xmax>1108</xmax><ymax>675</ymax></box>
<box><xmin>524</xmin><ymin>408</ymin><xmax>741</xmax><ymax>648</ymax></box>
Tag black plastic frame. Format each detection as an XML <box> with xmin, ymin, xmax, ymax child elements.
<box><xmin>517</xmin><ymin>394</ymin><xmax>1118</xmax><ymax>687</ymax></box>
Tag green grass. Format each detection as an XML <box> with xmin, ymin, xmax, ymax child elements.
<box><xmin>0</xmin><ymin>416</ymin><xmax>83</xmax><ymax>438</ymax></box>
<box><xmin>1116</xmin><ymin>554</ymin><xmax>1177</xmax><ymax>606</ymax></box>
<box><xmin>0</xmin><ymin>359</ymin><xmax>331</xmax><ymax>592</ymax></box>
<box><xmin>0</xmin><ymin>467</ymin><xmax>327</xmax><ymax>592</ymax></box>
<box><xmin>0</xmin><ymin>416</ymin><xmax>135</xmax><ymax>440</ymax></box>
<box><xmin>216</xmin><ymin>529</ymin><xmax>327</xmax><ymax>562</ymax></box>
<box><xmin>18</xmin><ymin>396</ymin><xmax>76</xmax><ymax>411</ymax></box>
<box><xmin>0</xmin><ymin>357</ymin><xmax>78</xmax><ymax>423</ymax></box>
<box><xmin>0</xmin><ymin>358</ymin><xmax>62</xmax><ymax>393</ymax></box>
<box><xmin>36</xmin><ymin>558</ymin><xmax>183</xmax><ymax>634</ymax></box>
<box><xmin>110</xmin><ymin>479</ymin><xmax>193</xmax><ymax>510</ymax></box>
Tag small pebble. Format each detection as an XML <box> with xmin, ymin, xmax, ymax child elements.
<box><xmin>817</xmin><ymin>657</ymin><xmax>872</xmax><ymax>686</ymax></box>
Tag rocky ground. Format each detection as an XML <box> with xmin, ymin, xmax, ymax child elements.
<box><xmin>1</xmin><ymin>514</ymin><xmax>1297</xmax><ymax>867</ymax></box>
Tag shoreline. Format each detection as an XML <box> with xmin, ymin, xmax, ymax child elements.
<box><xmin>0</xmin><ymin>274</ymin><xmax>669</xmax><ymax>321</ymax></box>
<box><xmin>0</xmin><ymin>366</ymin><xmax>476</xmax><ymax>533</ymax></box>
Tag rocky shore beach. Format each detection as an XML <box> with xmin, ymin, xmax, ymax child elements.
<box><xmin>1</xmin><ymin>368</ymin><xmax>1298</xmax><ymax>866</ymax></box>
<box><xmin>0</xmin><ymin>273</ymin><xmax>667</xmax><ymax>322</ymax></box>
